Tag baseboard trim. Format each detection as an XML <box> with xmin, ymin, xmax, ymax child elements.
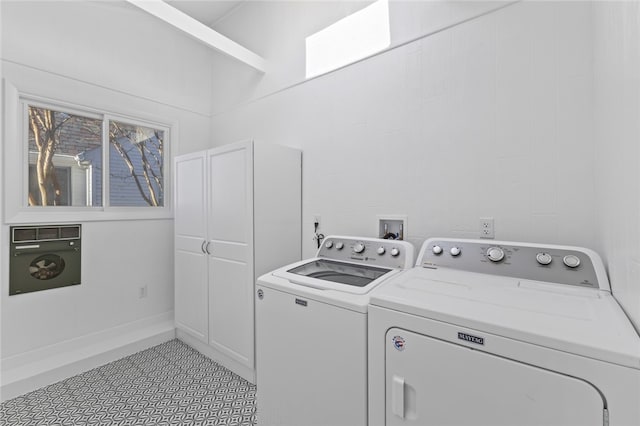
<box><xmin>1</xmin><ymin>312</ymin><xmax>176</xmax><ymax>402</ymax></box>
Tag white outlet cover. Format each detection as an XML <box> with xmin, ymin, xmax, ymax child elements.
<box><xmin>479</xmin><ymin>217</ymin><xmax>494</xmax><ymax>239</ymax></box>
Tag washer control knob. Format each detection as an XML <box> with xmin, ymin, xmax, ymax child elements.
<box><xmin>390</xmin><ymin>247</ymin><xmax>400</xmax><ymax>257</ymax></box>
<box><xmin>354</xmin><ymin>242</ymin><xmax>365</xmax><ymax>254</ymax></box>
<box><xmin>336</xmin><ymin>242</ymin><xmax>344</xmax><ymax>250</ymax></box>
<box><xmin>377</xmin><ymin>246</ymin><xmax>386</xmax><ymax>255</ymax></box>
<box><xmin>486</xmin><ymin>247</ymin><xmax>505</xmax><ymax>262</ymax></box>
<box><xmin>432</xmin><ymin>245</ymin><xmax>443</xmax><ymax>255</ymax></box>
<box><xmin>450</xmin><ymin>246</ymin><xmax>461</xmax><ymax>257</ymax></box>
<box><xmin>536</xmin><ymin>252</ymin><xmax>553</xmax><ymax>265</ymax></box>
<box><xmin>563</xmin><ymin>254</ymin><xmax>581</xmax><ymax>268</ymax></box>
<box><xmin>325</xmin><ymin>241</ymin><xmax>333</xmax><ymax>249</ymax></box>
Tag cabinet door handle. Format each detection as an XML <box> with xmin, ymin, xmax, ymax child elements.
<box><xmin>205</xmin><ymin>241</ymin><xmax>211</xmax><ymax>255</ymax></box>
<box><xmin>201</xmin><ymin>240</ymin><xmax>207</xmax><ymax>254</ymax></box>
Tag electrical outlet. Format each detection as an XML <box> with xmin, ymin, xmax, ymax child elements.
<box><xmin>139</xmin><ymin>285</ymin><xmax>148</xmax><ymax>298</ymax></box>
<box><xmin>480</xmin><ymin>217</ymin><xmax>494</xmax><ymax>239</ymax></box>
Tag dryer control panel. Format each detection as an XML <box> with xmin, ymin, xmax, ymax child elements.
<box><xmin>318</xmin><ymin>236</ymin><xmax>414</xmax><ymax>270</ymax></box>
<box><xmin>417</xmin><ymin>238</ymin><xmax>608</xmax><ymax>291</ymax></box>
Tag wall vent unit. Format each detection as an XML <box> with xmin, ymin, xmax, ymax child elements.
<box><xmin>10</xmin><ymin>225</ymin><xmax>82</xmax><ymax>295</ymax></box>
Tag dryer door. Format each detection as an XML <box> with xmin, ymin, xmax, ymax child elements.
<box><xmin>385</xmin><ymin>328</ymin><xmax>604</xmax><ymax>426</ymax></box>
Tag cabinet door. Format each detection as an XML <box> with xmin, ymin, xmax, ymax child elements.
<box><xmin>207</xmin><ymin>142</ymin><xmax>254</xmax><ymax>367</ymax></box>
<box><xmin>174</xmin><ymin>152</ymin><xmax>208</xmax><ymax>342</ymax></box>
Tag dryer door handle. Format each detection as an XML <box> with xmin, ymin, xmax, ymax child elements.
<box><xmin>391</xmin><ymin>375</ymin><xmax>405</xmax><ymax>419</ymax></box>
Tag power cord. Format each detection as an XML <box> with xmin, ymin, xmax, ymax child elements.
<box><xmin>313</xmin><ymin>220</ymin><xmax>325</xmax><ymax>249</ymax></box>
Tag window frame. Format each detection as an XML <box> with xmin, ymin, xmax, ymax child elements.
<box><xmin>3</xmin><ymin>81</ymin><xmax>173</xmax><ymax>224</ymax></box>
<box><xmin>23</xmin><ymin>99</ymin><xmax>104</xmax><ymax>209</ymax></box>
<box><xmin>305</xmin><ymin>0</ymin><xmax>391</xmax><ymax>79</ymax></box>
<box><xmin>105</xmin><ymin>114</ymin><xmax>168</xmax><ymax>209</ymax></box>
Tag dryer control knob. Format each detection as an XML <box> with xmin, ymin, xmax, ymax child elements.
<box><xmin>390</xmin><ymin>247</ymin><xmax>400</xmax><ymax>257</ymax></box>
<box><xmin>450</xmin><ymin>246</ymin><xmax>461</xmax><ymax>257</ymax></box>
<box><xmin>336</xmin><ymin>242</ymin><xmax>344</xmax><ymax>250</ymax></box>
<box><xmin>325</xmin><ymin>241</ymin><xmax>333</xmax><ymax>249</ymax></box>
<box><xmin>563</xmin><ymin>254</ymin><xmax>581</xmax><ymax>268</ymax></box>
<box><xmin>432</xmin><ymin>245</ymin><xmax>443</xmax><ymax>255</ymax></box>
<box><xmin>536</xmin><ymin>252</ymin><xmax>553</xmax><ymax>265</ymax></box>
<box><xmin>486</xmin><ymin>247</ymin><xmax>505</xmax><ymax>262</ymax></box>
<box><xmin>377</xmin><ymin>246</ymin><xmax>386</xmax><ymax>255</ymax></box>
<box><xmin>354</xmin><ymin>242</ymin><xmax>365</xmax><ymax>254</ymax></box>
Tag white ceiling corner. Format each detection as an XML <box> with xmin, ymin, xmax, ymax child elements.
<box><xmin>126</xmin><ymin>0</ymin><xmax>265</xmax><ymax>72</ymax></box>
<box><xmin>166</xmin><ymin>0</ymin><xmax>244</xmax><ymax>27</ymax></box>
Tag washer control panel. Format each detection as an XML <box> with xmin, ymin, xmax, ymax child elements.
<box><xmin>418</xmin><ymin>238</ymin><xmax>606</xmax><ymax>290</ymax></box>
<box><xmin>317</xmin><ymin>236</ymin><xmax>414</xmax><ymax>269</ymax></box>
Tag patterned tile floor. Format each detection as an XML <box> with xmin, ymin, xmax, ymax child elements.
<box><xmin>0</xmin><ymin>339</ymin><xmax>257</xmax><ymax>426</ymax></box>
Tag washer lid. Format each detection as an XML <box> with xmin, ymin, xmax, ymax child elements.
<box><xmin>287</xmin><ymin>259</ymin><xmax>391</xmax><ymax>287</ymax></box>
<box><xmin>271</xmin><ymin>257</ymin><xmax>397</xmax><ymax>295</ymax></box>
<box><xmin>370</xmin><ymin>267</ymin><xmax>640</xmax><ymax>369</ymax></box>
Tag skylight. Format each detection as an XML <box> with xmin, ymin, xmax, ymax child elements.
<box><xmin>305</xmin><ymin>0</ymin><xmax>390</xmax><ymax>79</ymax></box>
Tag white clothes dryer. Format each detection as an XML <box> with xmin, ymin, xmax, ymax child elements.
<box><xmin>368</xmin><ymin>238</ymin><xmax>640</xmax><ymax>426</ymax></box>
<box><xmin>256</xmin><ymin>236</ymin><xmax>414</xmax><ymax>426</ymax></box>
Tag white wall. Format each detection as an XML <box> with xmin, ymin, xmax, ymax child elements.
<box><xmin>2</xmin><ymin>221</ymin><xmax>174</xmax><ymax>357</ymax></box>
<box><xmin>0</xmin><ymin>0</ymin><xmax>213</xmax><ymax>365</ymax></box>
<box><xmin>210</xmin><ymin>1</ymin><xmax>597</xmax><ymax>261</ymax></box>
<box><xmin>593</xmin><ymin>1</ymin><xmax>640</xmax><ymax>329</ymax></box>
<box><xmin>1</xmin><ymin>1</ymin><xmax>214</xmax><ymax>121</ymax></box>
<box><xmin>209</xmin><ymin>0</ymin><xmax>513</xmax><ymax>114</ymax></box>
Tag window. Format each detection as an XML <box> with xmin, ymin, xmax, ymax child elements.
<box><xmin>24</xmin><ymin>101</ymin><xmax>168</xmax><ymax>210</ymax></box>
<box><xmin>27</xmin><ymin>105</ymin><xmax>103</xmax><ymax>207</ymax></box>
<box><xmin>109</xmin><ymin>120</ymin><xmax>164</xmax><ymax>207</ymax></box>
<box><xmin>305</xmin><ymin>0</ymin><xmax>390</xmax><ymax>79</ymax></box>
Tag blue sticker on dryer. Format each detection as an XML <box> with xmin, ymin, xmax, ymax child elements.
<box><xmin>392</xmin><ymin>335</ymin><xmax>406</xmax><ymax>351</ymax></box>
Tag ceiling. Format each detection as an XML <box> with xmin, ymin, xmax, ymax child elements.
<box><xmin>124</xmin><ymin>0</ymin><xmax>264</xmax><ymax>71</ymax></box>
<box><xmin>166</xmin><ymin>0</ymin><xmax>245</xmax><ymax>27</ymax></box>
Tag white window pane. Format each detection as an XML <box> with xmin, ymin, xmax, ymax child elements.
<box><xmin>305</xmin><ymin>0</ymin><xmax>390</xmax><ymax>78</ymax></box>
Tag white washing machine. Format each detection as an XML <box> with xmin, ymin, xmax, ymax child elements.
<box><xmin>256</xmin><ymin>236</ymin><xmax>414</xmax><ymax>426</ymax></box>
<box><xmin>368</xmin><ymin>238</ymin><xmax>640</xmax><ymax>426</ymax></box>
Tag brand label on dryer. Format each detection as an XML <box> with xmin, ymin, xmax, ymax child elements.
<box><xmin>458</xmin><ymin>332</ymin><xmax>484</xmax><ymax>345</ymax></box>
<box><xmin>392</xmin><ymin>336</ymin><xmax>406</xmax><ymax>351</ymax></box>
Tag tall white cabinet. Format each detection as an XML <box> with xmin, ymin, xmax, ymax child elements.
<box><xmin>174</xmin><ymin>140</ymin><xmax>301</xmax><ymax>382</ymax></box>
